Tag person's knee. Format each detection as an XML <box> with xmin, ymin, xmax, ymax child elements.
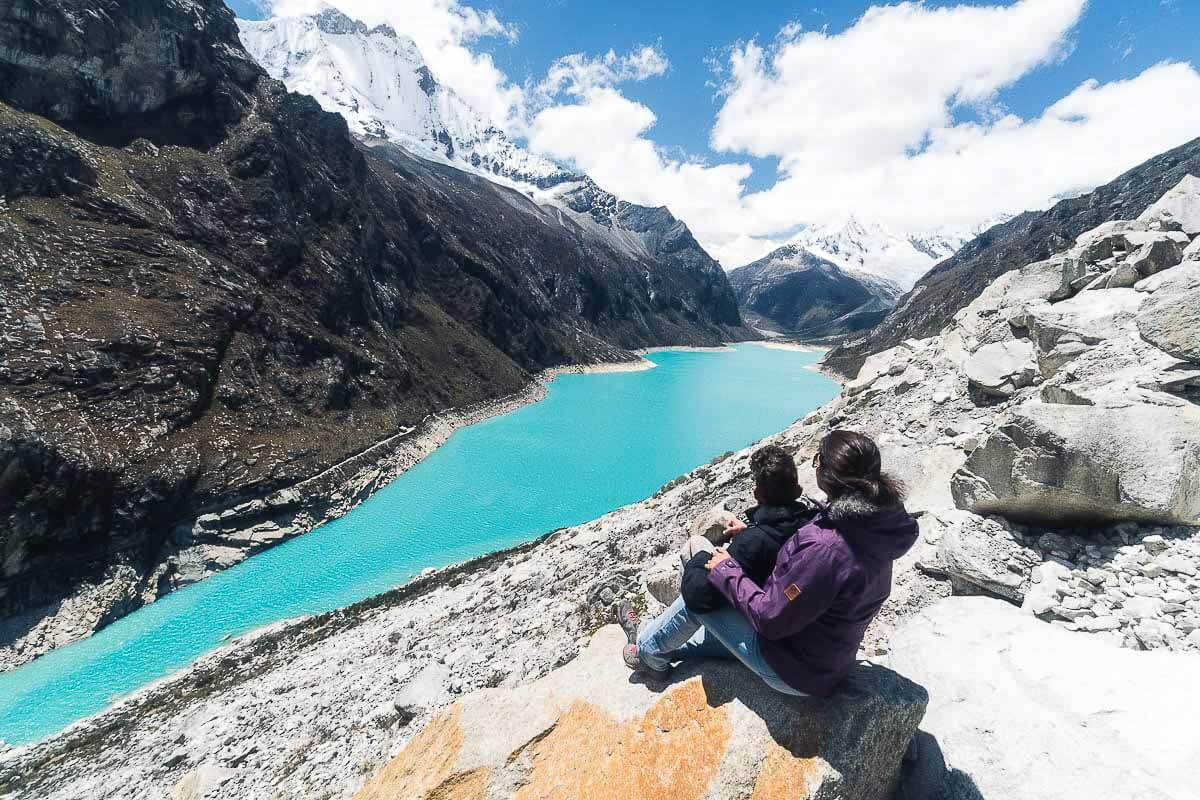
<box><xmin>680</xmin><ymin>535</ymin><xmax>716</xmax><ymax>562</ymax></box>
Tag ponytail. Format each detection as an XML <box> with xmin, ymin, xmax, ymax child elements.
<box><xmin>816</xmin><ymin>431</ymin><xmax>905</xmax><ymax>505</ymax></box>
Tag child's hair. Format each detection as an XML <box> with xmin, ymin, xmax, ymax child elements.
<box><xmin>749</xmin><ymin>445</ymin><xmax>800</xmax><ymax>506</ymax></box>
<box><xmin>816</xmin><ymin>430</ymin><xmax>904</xmax><ymax>505</ymax></box>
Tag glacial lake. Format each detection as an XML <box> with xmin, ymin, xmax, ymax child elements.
<box><xmin>0</xmin><ymin>344</ymin><xmax>839</xmax><ymax>745</ymax></box>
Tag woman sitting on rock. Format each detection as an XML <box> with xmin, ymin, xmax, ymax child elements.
<box><xmin>617</xmin><ymin>430</ymin><xmax>918</xmax><ymax>697</ymax></box>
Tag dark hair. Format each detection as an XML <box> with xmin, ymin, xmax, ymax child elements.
<box><xmin>815</xmin><ymin>430</ymin><xmax>904</xmax><ymax>505</ymax></box>
<box><xmin>749</xmin><ymin>445</ymin><xmax>800</xmax><ymax>506</ymax></box>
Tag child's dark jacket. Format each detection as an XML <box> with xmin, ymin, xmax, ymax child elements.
<box><xmin>680</xmin><ymin>500</ymin><xmax>818</xmax><ymax>614</ymax></box>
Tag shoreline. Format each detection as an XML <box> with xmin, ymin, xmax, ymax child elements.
<box><xmin>750</xmin><ymin>340</ymin><xmax>829</xmax><ymax>354</ymax></box>
<box><xmin>635</xmin><ymin>344</ymin><xmax>737</xmax><ymax>354</ymax></box>
<box><xmin>0</xmin><ymin>347</ymin><xmax>712</xmax><ymax>671</ymax></box>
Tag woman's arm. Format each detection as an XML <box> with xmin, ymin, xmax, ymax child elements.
<box><xmin>706</xmin><ymin>539</ymin><xmax>839</xmax><ymax>640</ymax></box>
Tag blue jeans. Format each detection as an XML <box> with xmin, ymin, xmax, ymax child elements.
<box><xmin>636</xmin><ymin>596</ymin><xmax>805</xmax><ymax>696</ymax></box>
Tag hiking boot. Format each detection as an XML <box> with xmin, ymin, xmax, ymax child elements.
<box><xmin>615</xmin><ymin>600</ymin><xmax>644</xmax><ymax>644</ymax></box>
<box><xmin>622</xmin><ymin>643</ymin><xmax>671</xmax><ymax>680</ymax></box>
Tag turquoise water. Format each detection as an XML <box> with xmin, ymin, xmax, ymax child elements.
<box><xmin>0</xmin><ymin>344</ymin><xmax>838</xmax><ymax>745</ymax></box>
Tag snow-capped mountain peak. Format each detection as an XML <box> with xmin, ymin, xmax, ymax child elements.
<box><xmin>786</xmin><ymin>216</ymin><xmax>968</xmax><ymax>291</ymax></box>
<box><xmin>237</xmin><ymin>10</ymin><xmax>567</xmax><ymax>187</ymax></box>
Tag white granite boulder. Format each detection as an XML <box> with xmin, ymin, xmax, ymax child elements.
<box><xmin>1137</xmin><ymin>173</ymin><xmax>1200</xmax><ymax>235</ymax></box>
<box><xmin>963</xmin><ymin>339</ymin><xmax>1038</xmax><ymax>398</ymax></box>
<box><xmin>951</xmin><ymin>400</ymin><xmax>1200</xmax><ymax>526</ymax></box>
<box><xmin>887</xmin><ymin>597</ymin><xmax>1200</xmax><ymax>800</ymax></box>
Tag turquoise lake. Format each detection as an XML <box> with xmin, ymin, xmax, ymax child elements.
<box><xmin>0</xmin><ymin>344</ymin><xmax>839</xmax><ymax>745</ymax></box>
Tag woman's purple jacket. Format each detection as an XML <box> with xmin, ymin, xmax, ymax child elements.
<box><xmin>707</xmin><ymin>492</ymin><xmax>919</xmax><ymax>696</ymax></box>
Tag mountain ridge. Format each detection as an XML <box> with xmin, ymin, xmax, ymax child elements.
<box><xmin>728</xmin><ymin>243</ymin><xmax>903</xmax><ymax>338</ymax></box>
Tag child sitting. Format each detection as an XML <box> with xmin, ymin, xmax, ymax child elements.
<box><xmin>679</xmin><ymin>445</ymin><xmax>818</xmax><ymax>613</ymax></box>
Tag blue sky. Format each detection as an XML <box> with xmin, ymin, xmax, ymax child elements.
<box><xmin>230</xmin><ymin>0</ymin><xmax>1200</xmax><ymax>266</ymax></box>
<box><xmin>479</xmin><ymin>0</ymin><xmax>1198</xmax><ymax>192</ymax></box>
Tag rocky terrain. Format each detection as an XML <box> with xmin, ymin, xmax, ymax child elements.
<box><xmin>728</xmin><ymin>244</ymin><xmax>904</xmax><ymax>338</ymax></box>
<box><xmin>0</xmin><ymin>0</ymin><xmax>753</xmax><ymax>668</ymax></box>
<box><xmin>4</xmin><ymin>177</ymin><xmax>1198</xmax><ymax>800</ymax></box>
<box><xmin>823</xmin><ymin>135</ymin><xmax>1200</xmax><ymax>378</ymax></box>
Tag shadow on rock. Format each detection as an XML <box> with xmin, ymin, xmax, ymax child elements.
<box><xmin>897</xmin><ymin>730</ymin><xmax>986</xmax><ymax>800</ymax></box>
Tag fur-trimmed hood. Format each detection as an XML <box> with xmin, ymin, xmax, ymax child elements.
<box><xmin>820</xmin><ymin>491</ymin><xmax>917</xmax><ymax>562</ymax></box>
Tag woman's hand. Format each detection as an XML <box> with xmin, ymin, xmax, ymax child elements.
<box><xmin>705</xmin><ymin>547</ymin><xmax>733</xmax><ymax>570</ymax></box>
<box><xmin>723</xmin><ymin>518</ymin><xmax>748</xmax><ymax>538</ymax></box>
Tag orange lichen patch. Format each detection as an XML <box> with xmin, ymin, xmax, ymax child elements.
<box><xmin>353</xmin><ymin>705</ymin><xmax>488</xmax><ymax>800</ymax></box>
<box><xmin>514</xmin><ymin>678</ymin><xmax>731</xmax><ymax>800</ymax></box>
<box><xmin>749</xmin><ymin>742</ymin><xmax>827</xmax><ymax>800</ymax></box>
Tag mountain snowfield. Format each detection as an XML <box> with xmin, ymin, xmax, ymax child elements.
<box><xmin>237</xmin><ymin>8</ymin><xmax>568</xmax><ymax>189</ymax></box>
<box><xmin>789</xmin><ymin>216</ymin><xmax>970</xmax><ymax>290</ymax></box>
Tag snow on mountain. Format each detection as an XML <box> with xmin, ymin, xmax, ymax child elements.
<box><xmin>785</xmin><ymin>216</ymin><xmax>959</xmax><ymax>291</ymax></box>
<box><xmin>237</xmin><ymin>8</ymin><xmax>567</xmax><ymax>188</ymax></box>
<box><xmin>236</xmin><ymin>7</ymin><xmax>731</xmax><ymax>282</ymax></box>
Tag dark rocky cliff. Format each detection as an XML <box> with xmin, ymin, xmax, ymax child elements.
<box><xmin>822</xmin><ymin>136</ymin><xmax>1200</xmax><ymax>378</ymax></box>
<box><xmin>0</xmin><ymin>0</ymin><xmax>752</xmax><ymax>657</ymax></box>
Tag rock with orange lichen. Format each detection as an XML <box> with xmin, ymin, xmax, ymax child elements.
<box><xmin>355</xmin><ymin>625</ymin><xmax>927</xmax><ymax>800</ymax></box>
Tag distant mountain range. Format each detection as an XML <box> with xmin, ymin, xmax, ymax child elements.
<box><xmin>729</xmin><ymin>245</ymin><xmax>903</xmax><ymax>338</ymax></box>
<box><xmin>727</xmin><ymin>215</ymin><xmax>1010</xmax><ymax>339</ymax></box>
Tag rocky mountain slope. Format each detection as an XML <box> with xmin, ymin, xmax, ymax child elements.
<box><xmin>238</xmin><ymin>6</ymin><xmax>729</xmax><ymax>284</ymax></box>
<box><xmin>822</xmin><ymin>136</ymin><xmax>1200</xmax><ymax>378</ymax></box>
<box><xmin>6</xmin><ymin>179</ymin><xmax>1198</xmax><ymax>800</ymax></box>
<box><xmin>728</xmin><ymin>244</ymin><xmax>904</xmax><ymax>338</ymax></box>
<box><xmin>239</xmin><ymin>7</ymin><xmax>740</xmax><ymax>329</ymax></box>
<box><xmin>0</xmin><ymin>0</ymin><xmax>751</xmax><ymax>669</ymax></box>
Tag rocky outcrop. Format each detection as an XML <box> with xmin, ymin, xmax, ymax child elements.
<box><xmin>951</xmin><ymin>401</ymin><xmax>1200</xmax><ymax>526</ymax></box>
<box><xmin>0</xmin><ymin>0</ymin><xmax>261</xmax><ymax>147</ymax></box>
<box><xmin>1136</xmin><ymin>262</ymin><xmax>1200</xmax><ymax>363</ymax></box>
<box><xmin>353</xmin><ymin>626</ymin><xmax>927</xmax><ymax>800</ymax></box>
<box><xmin>963</xmin><ymin>339</ymin><xmax>1038</xmax><ymax>398</ymax></box>
<box><xmin>0</xmin><ymin>0</ymin><xmax>754</xmax><ymax>662</ymax></box>
<box><xmin>728</xmin><ymin>245</ymin><xmax>902</xmax><ymax>338</ymax></box>
<box><xmin>823</xmin><ymin>135</ymin><xmax>1200</xmax><ymax>378</ymax></box>
<box><xmin>888</xmin><ymin>597</ymin><xmax>1200</xmax><ymax>800</ymax></box>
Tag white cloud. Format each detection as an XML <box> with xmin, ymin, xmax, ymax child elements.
<box><xmin>530</xmin><ymin>0</ymin><xmax>1200</xmax><ymax>267</ymax></box>
<box><xmin>536</xmin><ymin>46</ymin><xmax>670</xmax><ymax>99</ymax></box>
<box><xmin>713</xmin><ymin>0</ymin><xmax>1086</xmax><ymax>170</ymax></box>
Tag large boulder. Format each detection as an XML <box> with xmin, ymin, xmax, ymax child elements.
<box><xmin>688</xmin><ymin>505</ymin><xmax>740</xmax><ymax>543</ymax></box>
<box><xmin>951</xmin><ymin>401</ymin><xmax>1200</xmax><ymax>526</ymax></box>
<box><xmin>916</xmin><ymin>510</ymin><xmax>1039</xmax><ymax>602</ymax></box>
<box><xmin>1136</xmin><ymin>261</ymin><xmax>1200</xmax><ymax>364</ymax></box>
<box><xmin>643</xmin><ymin>553</ymin><xmax>683</xmax><ymax>605</ymax></box>
<box><xmin>887</xmin><ymin>597</ymin><xmax>1200</xmax><ymax>800</ymax></box>
<box><xmin>963</xmin><ymin>339</ymin><xmax>1038</xmax><ymax>398</ymax></box>
<box><xmin>1137</xmin><ymin>173</ymin><xmax>1200</xmax><ymax>235</ymax></box>
<box><xmin>354</xmin><ymin>626</ymin><xmax>927</xmax><ymax>800</ymax></box>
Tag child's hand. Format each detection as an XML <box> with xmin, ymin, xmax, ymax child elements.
<box><xmin>705</xmin><ymin>547</ymin><xmax>733</xmax><ymax>570</ymax></box>
<box><xmin>724</xmin><ymin>518</ymin><xmax>748</xmax><ymax>538</ymax></box>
